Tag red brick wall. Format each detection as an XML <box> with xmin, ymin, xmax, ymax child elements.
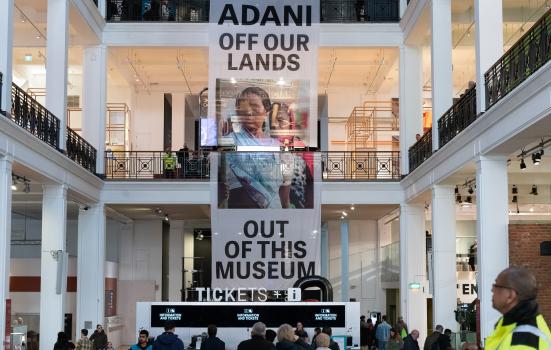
<box><xmin>509</xmin><ymin>224</ymin><xmax>551</xmax><ymax>321</ymax></box>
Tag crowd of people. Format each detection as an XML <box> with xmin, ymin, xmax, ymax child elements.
<box><xmin>54</xmin><ymin>325</ymin><xmax>113</xmax><ymax>350</ymax></box>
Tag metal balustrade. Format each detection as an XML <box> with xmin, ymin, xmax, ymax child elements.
<box><xmin>105</xmin><ymin>0</ymin><xmax>400</xmax><ymax>23</ymax></box>
<box><xmin>66</xmin><ymin>127</ymin><xmax>97</xmax><ymax>174</ymax></box>
<box><xmin>321</xmin><ymin>151</ymin><xmax>400</xmax><ymax>181</ymax></box>
<box><xmin>438</xmin><ymin>85</ymin><xmax>477</xmax><ymax>148</ymax></box>
<box><xmin>104</xmin><ymin>150</ymin><xmax>211</xmax><ymax>180</ymax></box>
<box><xmin>485</xmin><ymin>8</ymin><xmax>551</xmax><ymax>109</ymax></box>
<box><xmin>7</xmin><ymin>83</ymin><xmax>60</xmax><ymax>150</ymax></box>
<box><xmin>104</xmin><ymin>150</ymin><xmax>400</xmax><ymax>181</ymax></box>
<box><xmin>408</xmin><ymin>129</ymin><xmax>432</xmax><ymax>172</ymax></box>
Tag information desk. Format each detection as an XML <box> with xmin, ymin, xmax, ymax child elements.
<box><xmin>137</xmin><ymin>302</ymin><xmax>360</xmax><ymax>350</ymax></box>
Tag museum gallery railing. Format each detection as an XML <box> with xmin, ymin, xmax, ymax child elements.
<box><xmin>438</xmin><ymin>85</ymin><xmax>477</xmax><ymax>148</ymax></box>
<box><xmin>7</xmin><ymin>83</ymin><xmax>60</xmax><ymax>150</ymax></box>
<box><xmin>104</xmin><ymin>150</ymin><xmax>400</xmax><ymax>181</ymax></box>
<box><xmin>66</xmin><ymin>127</ymin><xmax>97</xmax><ymax>174</ymax></box>
<box><xmin>105</xmin><ymin>0</ymin><xmax>400</xmax><ymax>23</ymax></box>
<box><xmin>485</xmin><ymin>8</ymin><xmax>551</xmax><ymax>109</ymax></box>
<box><xmin>408</xmin><ymin>128</ymin><xmax>432</xmax><ymax>172</ymax></box>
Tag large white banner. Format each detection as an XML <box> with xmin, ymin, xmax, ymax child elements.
<box><xmin>205</xmin><ymin>1</ymin><xmax>319</xmax><ymax>148</ymax></box>
<box><xmin>211</xmin><ymin>152</ymin><xmax>321</xmax><ymax>289</ymax></box>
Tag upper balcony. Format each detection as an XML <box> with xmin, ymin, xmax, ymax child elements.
<box><xmin>104</xmin><ymin>0</ymin><xmax>400</xmax><ymax>23</ymax></box>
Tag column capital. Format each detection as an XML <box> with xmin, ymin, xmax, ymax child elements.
<box><xmin>431</xmin><ymin>184</ymin><xmax>455</xmax><ymax>197</ymax></box>
<box><xmin>475</xmin><ymin>154</ymin><xmax>509</xmax><ymax>165</ymax></box>
<box><xmin>42</xmin><ymin>183</ymin><xmax>68</xmax><ymax>197</ymax></box>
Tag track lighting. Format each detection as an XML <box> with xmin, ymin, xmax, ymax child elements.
<box><xmin>11</xmin><ymin>178</ymin><xmax>18</xmax><ymax>191</ymax></box>
<box><xmin>350</xmin><ymin>205</ymin><xmax>355</xmax><ymax>211</ymax></box>
<box><xmin>512</xmin><ymin>185</ymin><xmax>518</xmax><ymax>194</ymax></box>
<box><xmin>530</xmin><ymin>185</ymin><xmax>538</xmax><ymax>195</ymax></box>
<box><xmin>342</xmin><ymin>211</ymin><xmax>348</xmax><ymax>217</ymax></box>
<box><xmin>468</xmin><ymin>186</ymin><xmax>474</xmax><ymax>195</ymax></box>
<box><xmin>466</xmin><ymin>196</ymin><xmax>472</xmax><ymax>204</ymax></box>
<box><xmin>512</xmin><ymin>195</ymin><xmax>517</xmax><ymax>203</ymax></box>
<box><xmin>455</xmin><ymin>186</ymin><xmax>459</xmax><ymax>194</ymax></box>
<box><xmin>520</xmin><ymin>158</ymin><xmax>527</xmax><ymax>170</ymax></box>
<box><xmin>163</xmin><ymin>214</ymin><xmax>169</xmax><ymax>222</ymax></box>
<box><xmin>532</xmin><ymin>152</ymin><xmax>541</xmax><ymax>165</ymax></box>
<box><xmin>456</xmin><ymin>194</ymin><xmax>462</xmax><ymax>204</ymax></box>
<box><xmin>11</xmin><ymin>174</ymin><xmax>31</xmax><ymax>192</ymax></box>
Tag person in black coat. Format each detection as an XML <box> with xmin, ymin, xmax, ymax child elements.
<box><xmin>200</xmin><ymin>325</ymin><xmax>224</xmax><ymax>350</ymax></box>
<box><xmin>153</xmin><ymin>321</ymin><xmax>184</xmax><ymax>350</ymax></box>
<box><xmin>90</xmin><ymin>325</ymin><xmax>108</xmax><ymax>350</ymax></box>
<box><xmin>237</xmin><ymin>322</ymin><xmax>273</xmax><ymax>350</ymax></box>
<box><xmin>403</xmin><ymin>330</ymin><xmax>420</xmax><ymax>350</ymax></box>
<box><xmin>276</xmin><ymin>324</ymin><xmax>298</xmax><ymax>350</ymax></box>
<box><xmin>53</xmin><ymin>332</ymin><xmax>70</xmax><ymax>350</ymax></box>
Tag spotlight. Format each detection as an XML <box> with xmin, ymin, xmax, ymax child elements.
<box><xmin>11</xmin><ymin>178</ymin><xmax>17</xmax><ymax>191</ymax></box>
<box><xmin>23</xmin><ymin>182</ymin><xmax>31</xmax><ymax>193</ymax></box>
<box><xmin>530</xmin><ymin>185</ymin><xmax>538</xmax><ymax>195</ymax></box>
<box><xmin>466</xmin><ymin>196</ymin><xmax>472</xmax><ymax>204</ymax></box>
<box><xmin>520</xmin><ymin>158</ymin><xmax>527</xmax><ymax>170</ymax></box>
<box><xmin>532</xmin><ymin>152</ymin><xmax>541</xmax><ymax>165</ymax></box>
<box><xmin>340</xmin><ymin>215</ymin><xmax>344</xmax><ymax>219</ymax></box>
<box><xmin>456</xmin><ymin>194</ymin><xmax>462</xmax><ymax>204</ymax></box>
<box><xmin>163</xmin><ymin>214</ymin><xmax>169</xmax><ymax>222</ymax></box>
<box><xmin>350</xmin><ymin>205</ymin><xmax>355</xmax><ymax>211</ymax></box>
<box><xmin>454</xmin><ymin>186</ymin><xmax>459</xmax><ymax>194</ymax></box>
<box><xmin>155</xmin><ymin>208</ymin><xmax>163</xmax><ymax>214</ymax></box>
<box><xmin>342</xmin><ymin>211</ymin><xmax>348</xmax><ymax>217</ymax></box>
<box><xmin>512</xmin><ymin>185</ymin><xmax>518</xmax><ymax>194</ymax></box>
<box><xmin>512</xmin><ymin>195</ymin><xmax>517</xmax><ymax>203</ymax></box>
<box><xmin>468</xmin><ymin>186</ymin><xmax>474</xmax><ymax>195</ymax></box>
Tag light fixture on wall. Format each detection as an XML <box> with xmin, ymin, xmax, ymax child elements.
<box><xmin>530</xmin><ymin>185</ymin><xmax>538</xmax><ymax>196</ymax></box>
<box><xmin>512</xmin><ymin>185</ymin><xmax>518</xmax><ymax>194</ymax></box>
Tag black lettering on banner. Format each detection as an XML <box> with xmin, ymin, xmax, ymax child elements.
<box><xmin>299</xmin><ymin>261</ymin><xmax>316</xmax><ymax>277</ymax></box>
<box><xmin>287</xmin><ymin>54</ymin><xmax>300</xmax><ymax>71</ymax></box>
<box><xmin>236</xmin><ymin>261</ymin><xmax>250</xmax><ymax>279</ymax></box>
<box><xmin>268</xmin><ymin>261</ymin><xmax>278</xmax><ymax>279</ymax></box>
<box><xmin>272</xmin><ymin>241</ymin><xmax>286</xmax><ymax>258</ymax></box>
<box><xmin>257</xmin><ymin>241</ymin><xmax>270</xmax><ymax>258</ymax></box>
<box><xmin>225</xmin><ymin>240</ymin><xmax>240</xmax><ymax>258</ymax></box>
<box><xmin>227</xmin><ymin>54</ymin><xmax>238</xmax><ymax>70</ymax></box>
<box><xmin>219</xmin><ymin>33</ymin><xmax>234</xmax><ymax>50</ymax></box>
<box><xmin>281</xmin><ymin>262</ymin><xmax>294</xmax><ymax>279</ymax></box>
<box><xmin>256</xmin><ymin>54</ymin><xmax>270</xmax><ymax>70</ymax></box>
<box><xmin>218</xmin><ymin>4</ymin><xmax>239</xmax><ymax>25</ymax></box>
<box><xmin>253</xmin><ymin>261</ymin><xmax>265</xmax><ymax>279</ymax></box>
<box><xmin>297</xmin><ymin>34</ymin><xmax>310</xmax><ymax>51</ymax></box>
<box><xmin>239</xmin><ymin>54</ymin><xmax>254</xmax><ymax>70</ymax></box>
<box><xmin>280</xmin><ymin>35</ymin><xmax>295</xmax><ymax>51</ymax></box>
<box><xmin>242</xmin><ymin>241</ymin><xmax>252</xmax><ymax>258</ymax></box>
<box><xmin>264</xmin><ymin>34</ymin><xmax>278</xmax><ymax>51</ymax></box>
<box><xmin>284</xmin><ymin>5</ymin><xmax>302</xmax><ymax>26</ymax></box>
<box><xmin>294</xmin><ymin>241</ymin><xmax>307</xmax><ymax>258</ymax></box>
<box><xmin>244</xmin><ymin>220</ymin><xmax>258</xmax><ymax>238</ymax></box>
<box><xmin>242</xmin><ymin>5</ymin><xmax>260</xmax><ymax>25</ymax></box>
<box><xmin>216</xmin><ymin>261</ymin><xmax>233</xmax><ymax>278</ymax></box>
<box><xmin>276</xmin><ymin>221</ymin><xmax>289</xmax><ymax>237</ymax></box>
<box><xmin>463</xmin><ymin>284</ymin><xmax>469</xmax><ymax>294</ymax></box>
<box><xmin>261</xmin><ymin>6</ymin><xmax>281</xmax><ymax>26</ymax></box>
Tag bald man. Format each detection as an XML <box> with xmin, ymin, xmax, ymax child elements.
<box><xmin>403</xmin><ymin>330</ymin><xmax>420</xmax><ymax>350</ymax></box>
<box><xmin>485</xmin><ymin>266</ymin><xmax>551</xmax><ymax>350</ymax></box>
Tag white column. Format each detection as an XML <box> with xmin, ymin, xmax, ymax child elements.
<box><xmin>474</xmin><ymin>0</ymin><xmax>503</xmax><ymax>113</ymax></box>
<box><xmin>82</xmin><ymin>46</ymin><xmax>107</xmax><ymax>174</ymax></box>
<box><xmin>399</xmin><ymin>45</ymin><xmax>423</xmax><ymax>174</ymax></box>
<box><xmin>399</xmin><ymin>204</ymin><xmax>427</xmax><ymax>340</ymax></box>
<box><xmin>0</xmin><ymin>0</ymin><xmax>13</xmax><ymax>113</ymax></box>
<box><xmin>46</xmin><ymin>0</ymin><xmax>69</xmax><ymax>150</ymax></box>
<box><xmin>0</xmin><ymin>156</ymin><xmax>13</xmax><ymax>345</ymax></box>
<box><xmin>431</xmin><ymin>185</ymin><xmax>458</xmax><ymax>331</ymax></box>
<box><xmin>168</xmin><ymin>220</ymin><xmax>184</xmax><ymax>301</ymax></box>
<box><xmin>76</xmin><ymin>204</ymin><xmax>106</xmax><ymax>337</ymax></box>
<box><xmin>320</xmin><ymin>222</ymin><xmax>329</xmax><ymax>278</ymax></box>
<box><xmin>430</xmin><ymin>0</ymin><xmax>453</xmax><ymax>151</ymax></box>
<box><xmin>341</xmin><ymin>220</ymin><xmax>349</xmax><ymax>302</ymax></box>
<box><xmin>98</xmin><ymin>0</ymin><xmax>106</xmax><ymax>18</ymax></box>
<box><xmin>40</xmin><ymin>184</ymin><xmax>68</xmax><ymax>350</ymax></box>
<box><xmin>476</xmin><ymin>156</ymin><xmax>509</xmax><ymax>345</ymax></box>
<box><xmin>399</xmin><ymin>0</ymin><xmax>408</xmax><ymax>18</ymax></box>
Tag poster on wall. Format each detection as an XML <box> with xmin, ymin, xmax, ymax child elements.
<box><xmin>205</xmin><ymin>1</ymin><xmax>319</xmax><ymax>148</ymax></box>
<box><xmin>211</xmin><ymin>152</ymin><xmax>321</xmax><ymax>289</ymax></box>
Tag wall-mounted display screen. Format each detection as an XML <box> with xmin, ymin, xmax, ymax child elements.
<box><xmin>151</xmin><ymin>304</ymin><xmax>345</xmax><ymax>328</ymax></box>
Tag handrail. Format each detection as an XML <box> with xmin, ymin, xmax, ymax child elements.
<box><xmin>485</xmin><ymin>8</ymin><xmax>551</xmax><ymax>108</ymax></box>
<box><xmin>104</xmin><ymin>150</ymin><xmax>400</xmax><ymax>181</ymax></box>
<box><xmin>408</xmin><ymin>128</ymin><xmax>432</xmax><ymax>172</ymax></box>
<box><xmin>7</xmin><ymin>83</ymin><xmax>60</xmax><ymax>150</ymax></box>
<box><xmin>438</xmin><ymin>85</ymin><xmax>477</xmax><ymax>148</ymax></box>
<box><xmin>66</xmin><ymin>127</ymin><xmax>97</xmax><ymax>174</ymax></box>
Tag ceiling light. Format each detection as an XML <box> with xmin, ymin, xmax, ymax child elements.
<box><xmin>155</xmin><ymin>208</ymin><xmax>163</xmax><ymax>214</ymax></box>
<box><xmin>350</xmin><ymin>205</ymin><xmax>355</xmax><ymax>210</ymax></box>
<box><xmin>520</xmin><ymin>158</ymin><xmax>527</xmax><ymax>170</ymax></box>
<box><xmin>512</xmin><ymin>185</ymin><xmax>518</xmax><ymax>194</ymax></box>
<box><xmin>11</xmin><ymin>178</ymin><xmax>17</xmax><ymax>191</ymax></box>
<box><xmin>456</xmin><ymin>194</ymin><xmax>462</xmax><ymax>204</ymax></box>
<box><xmin>529</xmin><ymin>207</ymin><xmax>534</xmax><ymax>212</ymax></box>
<box><xmin>24</xmin><ymin>54</ymin><xmax>32</xmax><ymax>62</ymax></box>
<box><xmin>230</xmin><ymin>77</ymin><xmax>237</xmax><ymax>84</ymax></box>
<box><xmin>342</xmin><ymin>211</ymin><xmax>348</xmax><ymax>216</ymax></box>
<box><xmin>466</xmin><ymin>196</ymin><xmax>472</xmax><ymax>204</ymax></box>
<box><xmin>276</xmin><ymin>77</ymin><xmax>286</xmax><ymax>86</ymax></box>
<box><xmin>163</xmin><ymin>214</ymin><xmax>169</xmax><ymax>222</ymax></box>
<box><xmin>532</xmin><ymin>152</ymin><xmax>541</xmax><ymax>165</ymax></box>
<box><xmin>454</xmin><ymin>186</ymin><xmax>459</xmax><ymax>194</ymax></box>
<box><xmin>340</xmin><ymin>215</ymin><xmax>344</xmax><ymax>219</ymax></box>
<box><xmin>36</xmin><ymin>34</ymin><xmax>41</xmax><ymax>39</ymax></box>
<box><xmin>531</xmin><ymin>185</ymin><xmax>538</xmax><ymax>195</ymax></box>
<box><xmin>468</xmin><ymin>186</ymin><xmax>474</xmax><ymax>195</ymax></box>
<box><xmin>512</xmin><ymin>195</ymin><xmax>517</xmax><ymax>203</ymax></box>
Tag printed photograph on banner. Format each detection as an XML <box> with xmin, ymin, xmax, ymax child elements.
<box><xmin>218</xmin><ymin>152</ymin><xmax>314</xmax><ymax>209</ymax></box>
<box><xmin>216</xmin><ymin>79</ymin><xmax>310</xmax><ymax>148</ymax></box>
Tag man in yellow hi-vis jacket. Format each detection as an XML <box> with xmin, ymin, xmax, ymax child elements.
<box><xmin>485</xmin><ymin>266</ymin><xmax>551</xmax><ymax>350</ymax></box>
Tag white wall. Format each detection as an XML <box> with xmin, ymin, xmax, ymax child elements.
<box><xmin>327</xmin><ymin>220</ymin><xmax>386</xmax><ymax>314</ymax></box>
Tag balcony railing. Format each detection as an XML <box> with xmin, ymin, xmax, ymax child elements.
<box><xmin>438</xmin><ymin>85</ymin><xmax>477</xmax><ymax>148</ymax></box>
<box><xmin>321</xmin><ymin>151</ymin><xmax>400</xmax><ymax>181</ymax></box>
<box><xmin>66</xmin><ymin>127</ymin><xmax>97</xmax><ymax>174</ymax></box>
<box><xmin>408</xmin><ymin>128</ymin><xmax>432</xmax><ymax>172</ymax></box>
<box><xmin>104</xmin><ymin>150</ymin><xmax>210</xmax><ymax>180</ymax></box>
<box><xmin>7</xmin><ymin>83</ymin><xmax>60</xmax><ymax>150</ymax></box>
<box><xmin>485</xmin><ymin>8</ymin><xmax>551</xmax><ymax>109</ymax></box>
<box><xmin>106</xmin><ymin>0</ymin><xmax>400</xmax><ymax>23</ymax></box>
<box><xmin>104</xmin><ymin>150</ymin><xmax>400</xmax><ymax>181</ymax></box>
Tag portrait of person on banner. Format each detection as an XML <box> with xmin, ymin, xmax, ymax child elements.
<box><xmin>218</xmin><ymin>151</ymin><xmax>314</xmax><ymax>209</ymax></box>
<box><xmin>216</xmin><ymin>79</ymin><xmax>310</xmax><ymax>148</ymax></box>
